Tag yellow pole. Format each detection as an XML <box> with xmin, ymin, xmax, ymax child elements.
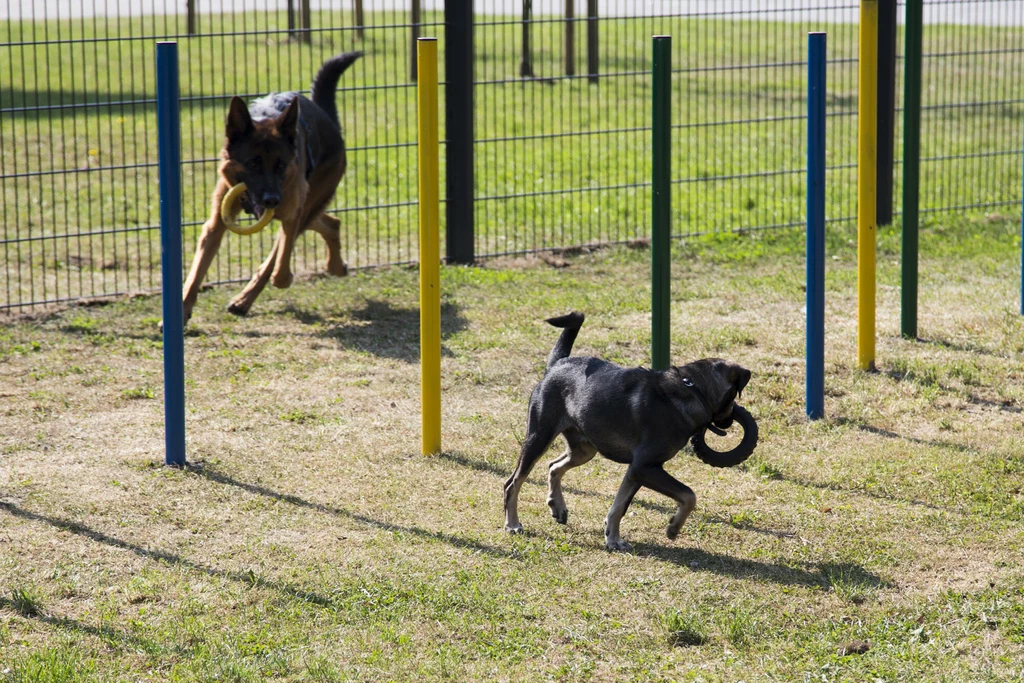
<box><xmin>418</xmin><ymin>37</ymin><xmax>441</xmax><ymax>455</ymax></box>
<box><xmin>858</xmin><ymin>0</ymin><xmax>878</xmax><ymax>371</ymax></box>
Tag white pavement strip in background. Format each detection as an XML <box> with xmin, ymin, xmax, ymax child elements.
<box><xmin>1</xmin><ymin>0</ymin><xmax>1022</xmax><ymax>25</ymax></box>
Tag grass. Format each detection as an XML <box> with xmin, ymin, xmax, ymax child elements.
<box><xmin>1</xmin><ymin>213</ymin><xmax>1023</xmax><ymax>680</ymax></box>
<box><xmin>2</xmin><ymin>9</ymin><xmax>1023</xmax><ymax>309</ymax></box>
<box><xmin>4</xmin><ymin>586</ymin><xmax>44</xmax><ymax>617</ymax></box>
<box><xmin>660</xmin><ymin>608</ymin><xmax>708</xmax><ymax>647</ymax></box>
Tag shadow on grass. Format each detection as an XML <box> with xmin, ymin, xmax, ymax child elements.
<box><xmin>760</xmin><ymin>420</ymin><xmax>983</xmax><ymax>515</ymax></box>
<box><xmin>835</xmin><ymin>416</ymin><xmax>982</xmax><ymax>454</ymax></box>
<box><xmin>703</xmin><ymin>514</ymin><xmax>798</xmax><ymax>539</ymax></box>
<box><xmin>436</xmin><ymin>451</ymin><xmax>675</xmax><ymax>515</ymax></box>
<box><xmin>0</xmin><ymin>492</ymin><xmax>889</xmax><ymax>593</ymax></box>
<box><xmin>768</xmin><ymin>469</ymin><xmax>973</xmax><ymax>516</ymax></box>
<box><xmin>966</xmin><ymin>395</ymin><xmax>1022</xmax><ymax>414</ymax></box>
<box><xmin>0</xmin><ymin>596</ymin><xmax>158</xmax><ymax>653</ymax></box>
<box><xmin>882</xmin><ymin>372</ymin><xmax>1021</xmax><ymax>415</ymax></box>
<box><xmin>916</xmin><ymin>336</ymin><xmax>1013</xmax><ymax>360</ymax></box>
<box><xmin>281</xmin><ymin>298</ymin><xmax>468</xmax><ymax>362</ymax></box>
<box><xmin>630</xmin><ymin>543</ymin><xmax>891</xmax><ymax>591</ymax></box>
<box><xmin>1</xmin><ymin>501</ymin><xmax>345</xmax><ymax>609</ymax></box>
<box><xmin>751</xmin><ymin>421</ymin><xmax>961</xmax><ymax>514</ymax></box>
<box><xmin>192</xmin><ymin>467</ymin><xmax>515</xmax><ymax>558</ymax></box>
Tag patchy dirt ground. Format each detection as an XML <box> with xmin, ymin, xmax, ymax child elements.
<box><xmin>2</xmin><ymin>221</ymin><xmax>1023</xmax><ymax>681</ymax></box>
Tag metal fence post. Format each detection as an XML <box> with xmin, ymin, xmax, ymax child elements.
<box><xmin>520</xmin><ymin>0</ymin><xmax>534</xmax><ymax>77</ymax></box>
<box><xmin>446</xmin><ymin>0</ymin><xmax>475</xmax><ymax>264</ymax></box>
<box><xmin>354</xmin><ymin>0</ymin><xmax>365</xmax><ymax>41</ymax></box>
<box><xmin>901</xmin><ymin>0</ymin><xmax>923</xmax><ymax>337</ymax></box>
<box><xmin>156</xmin><ymin>42</ymin><xmax>186</xmax><ymax>468</ymax></box>
<box><xmin>876</xmin><ymin>0</ymin><xmax>896</xmax><ymax>226</ymax></box>
<box><xmin>651</xmin><ymin>36</ymin><xmax>671</xmax><ymax>372</ymax></box>
<box><xmin>587</xmin><ymin>0</ymin><xmax>598</xmax><ymax>84</ymax></box>
<box><xmin>299</xmin><ymin>0</ymin><xmax>311</xmax><ymax>44</ymax></box>
<box><xmin>807</xmin><ymin>33</ymin><xmax>827</xmax><ymax>420</ymax></box>
<box><xmin>186</xmin><ymin>0</ymin><xmax>197</xmax><ymax>35</ymax></box>
<box><xmin>564</xmin><ymin>0</ymin><xmax>575</xmax><ymax>76</ymax></box>
<box><xmin>411</xmin><ymin>0</ymin><xmax>421</xmax><ymax>81</ymax></box>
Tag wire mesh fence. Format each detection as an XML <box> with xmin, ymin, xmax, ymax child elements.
<box><xmin>1</xmin><ymin>0</ymin><xmax>1022</xmax><ymax>312</ymax></box>
<box><xmin>473</xmin><ymin>0</ymin><xmax>1024</xmax><ymax>256</ymax></box>
<box><xmin>1</xmin><ymin>0</ymin><xmax>442</xmax><ymax>311</ymax></box>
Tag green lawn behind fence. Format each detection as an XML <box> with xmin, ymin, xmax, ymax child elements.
<box><xmin>1</xmin><ymin>10</ymin><xmax>1022</xmax><ymax>309</ymax></box>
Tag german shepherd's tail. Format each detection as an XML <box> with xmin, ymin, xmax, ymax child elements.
<box><xmin>310</xmin><ymin>51</ymin><xmax>363</xmax><ymax>129</ymax></box>
<box><xmin>544</xmin><ymin>311</ymin><xmax>585</xmax><ymax>372</ymax></box>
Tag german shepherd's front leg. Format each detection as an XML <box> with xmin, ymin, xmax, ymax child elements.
<box><xmin>226</xmin><ymin>230</ymin><xmax>282</xmax><ymax>316</ymax></box>
<box><xmin>270</xmin><ymin>219</ymin><xmax>301</xmax><ymax>289</ymax></box>
<box><xmin>182</xmin><ymin>181</ymin><xmax>231</xmax><ymax>324</ymax></box>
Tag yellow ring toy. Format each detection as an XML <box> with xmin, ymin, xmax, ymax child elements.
<box><xmin>220</xmin><ymin>182</ymin><xmax>275</xmax><ymax>236</ymax></box>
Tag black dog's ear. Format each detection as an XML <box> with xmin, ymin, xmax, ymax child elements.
<box><xmin>715</xmin><ymin>361</ymin><xmax>750</xmax><ymax>399</ymax></box>
<box><xmin>730</xmin><ymin>367</ymin><xmax>751</xmax><ymax>399</ymax></box>
<box><xmin>225</xmin><ymin>96</ymin><xmax>253</xmax><ymax>142</ymax></box>
<box><xmin>276</xmin><ymin>96</ymin><xmax>300</xmax><ymax>146</ymax></box>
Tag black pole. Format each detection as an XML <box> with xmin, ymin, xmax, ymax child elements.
<box><xmin>876</xmin><ymin>0</ymin><xmax>897</xmax><ymax>226</ymax></box>
<box><xmin>520</xmin><ymin>0</ymin><xmax>534</xmax><ymax>77</ymax></box>
<box><xmin>446</xmin><ymin>0</ymin><xmax>475</xmax><ymax>264</ymax></box>
<box><xmin>410</xmin><ymin>0</ymin><xmax>421</xmax><ymax>81</ymax></box>
<box><xmin>354</xmin><ymin>0</ymin><xmax>364</xmax><ymax>41</ymax></box>
<box><xmin>587</xmin><ymin>0</ymin><xmax>598</xmax><ymax>84</ymax></box>
<box><xmin>564</xmin><ymin>0</ymin><xmax>575</xmax><ymax>77</ymax></box>
<box><xmin>299</xmin><ymin>0</ymin><xmax>311</xmax><ymax>44</ymax></box>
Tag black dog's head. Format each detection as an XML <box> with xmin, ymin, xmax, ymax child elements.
<box><xmin>676</xmin><ymin>359</ymin><xmax>751</xmax><ymax>430</ymax></box>
<box><xmin>219</xmin><ymin>95</ymin><xmax>300</xmax><ymax>217</ymax></box>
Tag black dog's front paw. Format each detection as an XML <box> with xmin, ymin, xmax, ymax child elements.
<box><xmin>550</xmin><ymin>507</ymin><xmax>568</xmax><ymax>525</ymax></box>
<box><xmin>605</xmin><ymin>538</ymin><xmax>632</xmax><ymax>553</ymax></box>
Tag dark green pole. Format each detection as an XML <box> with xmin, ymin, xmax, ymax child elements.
<box><xmin>901</xmin><ymin>0</ymin><xmax>922</xmax><ymax>339</ymax></box>
<box><xmin>652</xmin><ymin>36</ymin><xmax>671</xmax><ymax>371</ymax></box>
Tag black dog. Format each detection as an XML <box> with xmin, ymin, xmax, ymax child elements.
<box><xmin>503</xmin><ymin>312</ymin><xmax>752</xmax><ymax>551</ymax></box>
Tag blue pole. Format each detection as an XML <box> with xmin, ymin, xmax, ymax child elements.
<box><xmin>157</xmin><ymin>42</ymin><xmax>186</xmax><ymax>467</ymax></box>
<box><xmin>807</xmin><ymin>32</ymin><xmax>826</xmax><ymax>420</ymax></box>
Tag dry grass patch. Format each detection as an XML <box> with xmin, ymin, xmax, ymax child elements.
<box><xmin>1</xmin><ymin>218</ymin><xmax>1023</xmax><ymax>681</ymax></box>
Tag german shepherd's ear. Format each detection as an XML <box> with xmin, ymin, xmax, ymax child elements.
<box><xmin>276</xmin><ymin>96</ymin><xmax>300</xmax><ymax>146</ymax></box>
<box><xmin>225</xmin><ymin>96</ymin><xmax>253</xmax><ymax>143</ymax></box>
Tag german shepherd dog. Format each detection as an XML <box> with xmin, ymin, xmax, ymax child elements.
<box><xmin>179</xmin><ymin>51</ymin><xmax>362</xmax><ymax>324</ymax></box>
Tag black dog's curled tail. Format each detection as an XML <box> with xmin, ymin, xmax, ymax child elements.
<box><xmin>310</xmin><ymin>51</ymin><xmax>364</xmax><ymax>129</ymax></box>
<box><xmin>544</xmin><ymin>311</ymin><xmax>585</xmax><ymax>372</ymax></box>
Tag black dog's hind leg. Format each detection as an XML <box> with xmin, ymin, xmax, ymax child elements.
<box><xmin>604</xmin><ymin>470</ymin><xmax>641</xmax><ymax>552</ymax></box>
<box><xmin>547</xmin><ymin>429</ymin><xmax>596</xmax><ymax>525</ymax></box>
<box><xmin>630</xmin><ymin>463</ymin><xmax>697</xmax><ymax>541</ymax></box>
<box><xmin>504</xmin><ymin>426</ymin><xmax>557</xmax><ymax>533</ymax></box>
